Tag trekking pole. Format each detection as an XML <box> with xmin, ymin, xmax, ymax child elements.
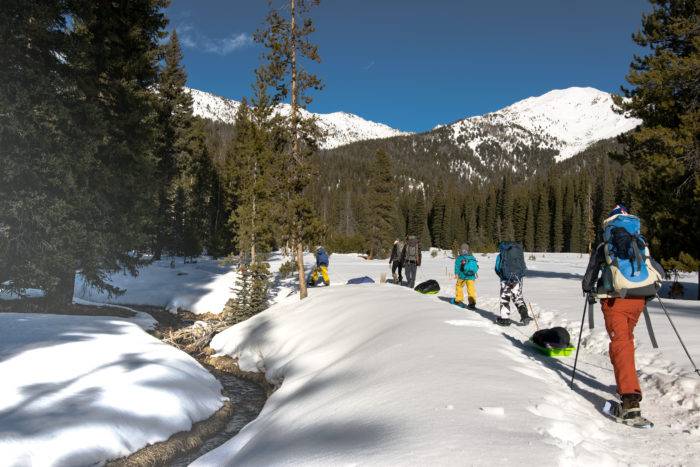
<box><xmin>642</xmin><ymin>305</ymin><xmax>659</xmax><ymax>349</ymax></box>
<box><xmin>656</xmin><ymin>294</ymin><xmax>700</xmax><ymax>377</ymax></box>
<box><xmin>570</xmin><ymin>295</ymin><xmax>589</xmax><ymax>388</ymax></box>
<box><xmin>528</xmin><ymin>301</ymin><xmax>540</xmax><ymax>331</ymax></box>
<box><xmin>587</xmin><ymin>296</ymin><xmax>595</xmax><ymax>330</ymax></box>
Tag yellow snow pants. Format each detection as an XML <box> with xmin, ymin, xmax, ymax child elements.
<box><xmin>455</xmin><ymin>279</ymin><xmax>476</xmax><ymax>305</ymax></box>
<box><xmin>310</xmin><ymin>266</ymin><xmax>330</xmax><ymax>285</ymax></box>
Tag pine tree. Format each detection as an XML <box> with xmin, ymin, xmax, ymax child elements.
<box><xmin>552</xmin><ymin>180</ymin><xmax>564</xmax><ymax>252</ymax></box>
<box><xmin>501</xmin><ymin>175</ymin><xmax>515</xmax><ymax>241</ymax></box>
<box><xmin>563</xmin><ymin>180</ymin><xmax>575</xmax><ymax>251</ymax></box>
<box><xmin>582</xmin><ymin>182</ymin><xmax>595</xmax><ymax>253</ymax></box>
<box><xmin>227</xmin><ymin>78</ymin><xmax>279</xmax><ymax>262</ymax></box>
<box><xmin>570</xmin><ymin>202</ymin><xmax>582</xmax><ymax>253</ymax></box>
<box><xmin>430</xmin><ymin>184</ymin><xmax>447</xmax><ymax>248</ymax></box>
<box><xmin>512</xmin><ymin>195</ymin><xmax>527</xmax><ymax>244</ymax></box>
<box><xmin>255</xmin><ymin>0</ymin><xmax>324</xmax><ymax>299</ymax></box>
<box><xmin>536</xmin><ymin>188</ymin><xmax>550</xmax><ymax>252</ymax></box>
<box><xmin>0</xmin><ymin>0</ymin><xmax>168</xmax><ymax>304</ymax></box>
<box><xmin>223</xmin><ymin>262</ymin><xmax>271</xmax><ymax>324</ymax></box>
<box><xmin>484</xmin><ymin>188</ymin><xmax>497</xmax><ymax>248</ymax></box>
<box><xmin>524</xmin><ymin>200</ymin><xmax>535</xmax><ymax>252</ymax></box>
<box><xmin>367</xmin><ymin>150</ymin><xmax>396</xmax><ymax>258</ymax></box>
<box><xmin>410</xmin><ymin>192</ymin><xmax>430</xmax><ymax>247</ymax></box>
<box><xmin>613</xmin><ymin>0</ymin><xmax>700</xmax><ymax>294</ymax></box>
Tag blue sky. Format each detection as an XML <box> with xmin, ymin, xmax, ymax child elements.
<box><xmin>167</xmin><ymin>0</ymin><xmax>649</xmax><ymax>132</ymax></box>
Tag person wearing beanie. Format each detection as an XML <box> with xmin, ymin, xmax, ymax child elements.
<box><xmin>453</xmin><ymin>243</ymin><xmax>479</xmax><ymax>309</ymax></box>
<box><xmin>308</xmin><ymin>245</ymin><xmax>330</xmax><ymax>287</ymax></box>
<box><xmin>389</xmin><ymin>238</ymin><xmax>405</xmax><ymax>284</ymax></box>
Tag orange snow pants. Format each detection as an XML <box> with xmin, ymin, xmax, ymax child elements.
<box><xmin>601</xmin><ymin>297</ymin><xmax>645</xmax><ymax>397</ymax></box>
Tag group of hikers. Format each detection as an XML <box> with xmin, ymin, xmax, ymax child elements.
<box><xmin>306</xmin><ymin>204</ymin><xmax>665</xmax><ymax>426</ymax></box>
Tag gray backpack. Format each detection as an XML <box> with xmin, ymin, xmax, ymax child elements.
<box><xmin>405</xmin><ymin>237</ymin><xmax>420</xmax><ymax>262</ymax></box>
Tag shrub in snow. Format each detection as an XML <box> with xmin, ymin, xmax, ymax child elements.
<box><xmin>278</xmin><ymin>260</ymin><xmax>297</xmax><ymax>279</ymax></box>
<box><xmin>223</xmin><ymin>262</ymin><xmax>271</xmax><ymax>325</ymax></box>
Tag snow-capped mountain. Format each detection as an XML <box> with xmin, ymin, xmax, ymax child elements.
<box><xmin>442</xmin><ymin>87</ymin><xmax>641</xmax><ymax>162</ymax></box>
<box><xmin>186</xmin><ymin>87</ymin><xmax>409</xmax><ymax>149</ymax></box>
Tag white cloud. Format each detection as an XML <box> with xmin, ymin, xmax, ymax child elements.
<box><xmin>174</xmin><ymin>24</ymin><xmax>253</xmax><ymax>56</ymax></box>
<box><xmin>202</xmin><ymin>33</ymin><xmax>253</xmax><ymax>55</ymax></box>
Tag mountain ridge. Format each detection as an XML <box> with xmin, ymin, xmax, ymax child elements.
<box><xmin>190</xmin><ymin>86</ymin><xmax>640</xmax><ymax>164</ymax></box>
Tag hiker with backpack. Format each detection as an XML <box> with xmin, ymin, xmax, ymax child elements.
<box><xmin>494</xmin><ymin>241</ymin><xmax>532</xmax><ymax>326</ymax></box>
<box><xmin>453</xmin><ymin>243</ymin><xmax>478</xmax><ymax>309</ymax></box>
<box><xmin>582</xmin><ymin>204</ymin><xmax>664</xmax><ymax>427</ymax></box>
<box><xmin>389</xmin><ymin>238</ymin><xmax>405</xmax><ymax>284</ymax></box>
<box><xmin>307</xmin><ymin>245</ymin><xmax>330</xmax><ymax>287</ymax></box>
<box><xmin>402</xmin><ymin>235</ymin><xmax>421</xmax><ymax>288</ymax></box>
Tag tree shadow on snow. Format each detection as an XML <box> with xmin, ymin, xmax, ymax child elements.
<box><xmin>501</xmin><ymin>334</ymin><xmax>616</xmax><ymax>411</ymax></box>
<box><xmin>524</xmin><ymin>270</ymin><xmax>583</xmax><ymax>280</ymax></box>
<box><xmin>0</xmin><ymin>315</ymin><xmax>134</xmax><ymax>362</ymax></box>
<box><xmin>232</xmin><ymin>419</ymin><xmax>390</xmax><ymax>464</ymax></box>
<box><xmin>437</xmin><ymin>296</ymin><xmax>501</xmax><ymax>322</ymax></box>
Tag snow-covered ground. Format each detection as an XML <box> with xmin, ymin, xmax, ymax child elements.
<box><xmin>0</xmin><ymin>310</ymin><xmax>225</xmax><ymax>466</ymax></box>
<box><xmin>3</xmin><ymin>252</ymin><xmax>697</xmax><ymax>465</ymax></box>
<box><xmin>74</xmin><ymin>257</ymin><xmax>237</xmax><ymax>314</ymax></box>
<box><xmin>194</xmin><ymin>252</ymin><xmax>699</xmax><ymax>466</ymax></box>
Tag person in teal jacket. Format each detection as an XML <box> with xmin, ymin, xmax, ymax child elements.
<box><xmin>453</xmin><ymin>243</ymin><xmax>478</xmax><ymax>309</ymax></box>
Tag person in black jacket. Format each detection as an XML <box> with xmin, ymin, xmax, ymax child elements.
<box><xmin>389</xmin><ymin>239</ymin><xmax>405</xmax><ymax>284</ymax></box>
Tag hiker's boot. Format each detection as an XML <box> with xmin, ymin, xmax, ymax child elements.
<box><xmin>621</xmin><ymin>394</ymin><xmax>642</xmax><ymax>421</ymax></box>
<box><xmin>518</xmin><ymin>306</ymin><xmax>532</xmax><ymax>325</ymax></box>
<box><xmin>496</xmin><ymin>317</ymin><xmax>511</xmax><ymax>326</ymax></box>
<box><xmin>467</xmin><ymin>302</ymin><xmax>476</xmax><ymax>310</ymax></box>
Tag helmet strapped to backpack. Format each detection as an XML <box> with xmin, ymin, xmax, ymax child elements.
<box><xmin>602</xmin><ymin>213</ymin><xmax>661</xmax><ymax>297</ymax></box>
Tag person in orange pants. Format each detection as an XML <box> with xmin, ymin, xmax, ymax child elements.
<box><xmin>582</xmin><ymin>204</ymin><xmax>661</xmax><ymax>423</ymax></box>
<box><xmin>601</xmin><ymin>297</ymin><xmax>645</xmax><ymax>397</ymax></box>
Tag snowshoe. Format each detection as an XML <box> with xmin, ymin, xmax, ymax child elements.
<box><xmin>518</xmin><ymin>316</ymin><xmax>533</xmax><ymax>327</ymax></box>
<box><xmin>602</xmin><ymin>400</ymin><xmax>653</xmax><ymax>429</ymax></box>
<box><xmin>450</xmin><ymin>298</ymin><xmax>465</xmax><ymax>308</ymax></box>
<box><xmin>466</xmin><ymin>303</ymin><xmax>476</xmax><ymax>310</ymax></box>
<box><xmin>496</xmin><ymin>317</ymin><xmax>511</xmax><ymax>326</ymax></box>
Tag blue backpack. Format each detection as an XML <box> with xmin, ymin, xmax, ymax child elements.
<box><xmin>497</xmin><ymin>242</ymin><xmax>526</xmax><ymax>282</ymax></box>
<box><xmin>456</xmin><ymin>254</ymin><xmax>478</xmax><ymax>279</ymax></box>
<box><xmin>602</xmin><ymin>214</ymin><xmax>661</xmax><ymax>297</ymax></box>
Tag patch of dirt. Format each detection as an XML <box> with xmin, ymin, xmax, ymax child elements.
<box><xmin>0</xmin><ymin>299</ymin><xmax>136</xmax><ymax>318</ymax></box>
<box><xmin>105</xmin><ymin>401</ymin><xmax>235</xmax><ymax>467</ymax></box>
<box><xmin>205</xmin><ymin>354</ymin><xmax>279</xmax><ymax>397</ymax></box>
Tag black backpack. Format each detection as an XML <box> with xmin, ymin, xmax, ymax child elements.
<box><xmin>499</xmin><ymin>242</ymin><xmax>526</xmax><ymax>281</ymax></box>
<box><xmin>531</xmin><ymin>327</ymin><xmax>571</xmax><ymax>349</ymax></box>
<box><xmin>414</xmin><ymin>279</ymin><xmax>440</xmax><ymax>294</ymax></box>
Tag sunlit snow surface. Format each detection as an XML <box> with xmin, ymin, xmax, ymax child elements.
<box><xmin>0</xmin><ymin>312</ymin><xmax>224</xmax><ymax>466</ymax></box>
<box><xmin>196</xmin><ymin>252</ymin><xmax>698</xmax><ymax>466</ymax></box>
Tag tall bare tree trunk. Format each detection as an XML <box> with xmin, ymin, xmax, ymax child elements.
<box><xmin>290</xmin><ymin>0</ymin><xmax>308</xmax><ymax>300</ymax></box>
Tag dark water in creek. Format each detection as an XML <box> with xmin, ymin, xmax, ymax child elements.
<box><xmin>170</xmin><ymin>369</ymin><xmax>267</xmax><ymax>466</ymax></box>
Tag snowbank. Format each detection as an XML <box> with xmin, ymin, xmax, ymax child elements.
<box><xmin>75</xmin><ymin>257</ymin><xmax>237</xmax><ymax>314</ymax></box>
<box><xmin>196</xmin><ymin>252</ymin><xmax>699</xmax><ymax>466</ymax></box>
<box><xmin>0</xmin><ymin>312</ymin><xmax>225</xmax><ymax>466</ymax></box>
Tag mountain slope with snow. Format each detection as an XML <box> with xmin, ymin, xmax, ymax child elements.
<box><xmin>444</xmin><ymin>87</ymin><xmax>640</xmax><ymax>161</ymax></box>
<box><xmin>186</xmin><ymin>88</ymin><xmax>409</xmax><ymax>150</ymax></box>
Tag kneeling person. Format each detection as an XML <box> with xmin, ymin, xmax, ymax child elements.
<box><xmin>308</xmin><ymin>246</ymin><xmax>330</xmax><ymax>287</ymax></box>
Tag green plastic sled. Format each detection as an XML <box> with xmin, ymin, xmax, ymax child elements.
<box><xmin>528</xmin><ymin>340</ymin><xmax>575</xmax><ymax>357</ymax></box>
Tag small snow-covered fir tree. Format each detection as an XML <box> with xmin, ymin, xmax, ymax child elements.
<box><xmin>223</xmin><ymin>262</ymin><xmax>271</xmax><ymax>324</ymax></box>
